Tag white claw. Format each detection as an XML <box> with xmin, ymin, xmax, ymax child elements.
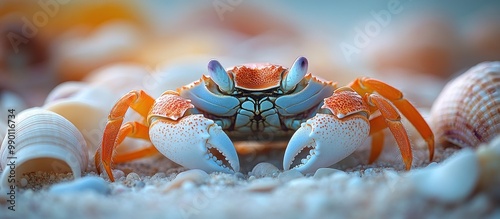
<box><xmin>283</xmin><ymin>114</ymin><xmax>369</xmax><ymax>173</ymax></box>
<box><xmin>149</xmin><ymin>114</ymin><xmax>239</xmax><ymax>173</ymax></box>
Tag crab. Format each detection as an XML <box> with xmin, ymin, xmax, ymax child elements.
<box><xmin>95</xmin><ymin>57</ymin><xmax>434</xmax><ymax>181</ymax></box>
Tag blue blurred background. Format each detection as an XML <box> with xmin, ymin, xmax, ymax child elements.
<box><xmin>1</xmin><ymin>0</ymin><xmax>499</xmax><ymax>109</ymax></box>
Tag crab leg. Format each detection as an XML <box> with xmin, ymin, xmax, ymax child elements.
<box><xmin>368</xmin><ymin>114</ymin><xmax>385</xmax><ymax>162</ymax></box>
<box><xmin>367</xmin><ymin>94</ymin><xmax>412</xmax><ymax>170</ymax></box>
<box><xmin>110</xmin><ymin>121</ymin><xmax>159</xmax><ymax>163</ymax></box>
<box><xmin>368</xmin><ymin>131</ymin><xmax>385</xmax><ymax>164</ymax></box>
<box><xmin>95</xmin><ymin>90</ymin><xmax>155</xmax><ymax>181</ymax></box>
<box><xmin>349</xmin><ymin>77</ymin><xmax>435</xmax><ymax>161</ymax></box>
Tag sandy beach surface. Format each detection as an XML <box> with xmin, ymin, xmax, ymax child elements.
<box><xmin>1</xmin><ymin>136</ymin><xmax>499</xmax><ymax>219</ymax></box>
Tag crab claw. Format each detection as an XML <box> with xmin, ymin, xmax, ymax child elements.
<box><xmin>149</xmin><ymin>114</ymin><xmax>240</xmax><ymax>173</ymax></box>
<box><xmin>283</xmin><ymin>113</ymin><xmax>370</xmax><ymax>173</ymax></box>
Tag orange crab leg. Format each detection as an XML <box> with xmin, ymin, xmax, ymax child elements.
<box><xmin>367</xmin><ymin>115</ymin><xmax>387</xmax><ymax>164</ymax></box>
<box><xmin>111</xmin><ymin>121</ymin><xmax>159</xmax><ymax>163</ymax></box>
<box><xmin>95</xmin><ymin>121</ymin><xmax>158</xmax><ymax>178</ymax></box>
<box><xmin>349</xmin><ymin>77</ymin><xmax>434</xmax><ymax>161</ymax></box>
<box><xmin>368</xmin><ymin>131</ymin><xmax>385</xmax><ymax>164</ymax></box>
<box><xmin>368</xmin><ymin>94</ymin><xmax>412</xmax><ymax>170</ymax></box>
<box><xmin>95</xmin><ymin>90</ymin><xmax>155</xmax><ymax>181</ymax></box>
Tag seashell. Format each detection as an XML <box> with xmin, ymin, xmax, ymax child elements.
<box><xmin>430</xmin><ymin>61</ymin><xmax>500</xmax><ymax>148</ymax></box>
<box><xmin>250</xmin><ymin>162</ymin><xmax>280</xmax><ymax>178</ymax></box>
<box><xmin>409</xmin><ymin>148</ymin><xmax>479</xmax><ymax>203</ymax></box>
<box><xmin>0</xmin><ymin>108</ymin><xmax>88</xmax><ymax>189</ymax></box>
<box><xmin>43</xmin><ymin>81</ymin><xmax>88</xmax><ymax>104</ymax></box>
<box><xmin>45</xmin><ymin>64</ymin><xmax>152</xmax><ymax>157</ymax></box>
<box><xmin>44</xmin><ymin>83</ymin><xmax>117</xmax><ymax>157</ymax></box>
<box><xmin>163</xmin><ymin>169</ymin><xmax>209</xmax><ymax>192</ymax></box>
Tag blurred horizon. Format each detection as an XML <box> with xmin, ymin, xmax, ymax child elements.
<box><xmin>1</xmin><ymin>0</ymin><xmax>499</xmax><ymax>108</ymax></box>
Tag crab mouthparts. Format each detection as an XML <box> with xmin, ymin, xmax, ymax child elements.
<box><xmin>289</xmin><ymin>144</ymin><xmax>317</xmax><ymax>169</ymax></box>
<box><xmin>206</xmin><ymin>145</ymin><xmax>234</xmax><ymax>171</ymax></box>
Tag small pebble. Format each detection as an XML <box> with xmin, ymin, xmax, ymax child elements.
<box><xmin>250</xmin><ymin>162</ymin><xmax>280</xmax><ymax>178</ymax></box>
<box><xmin>313</xmin><ymin>168</ymin><xmax>345</xmax><ymax>179</ymax></box>
<box><xmin>163</xmin><ymin>169</ymin><xmax>208</xmax><ymax>192</ymax></box>
<box><xmin>126</xmin><ymin>172</ymin><xmax>140</xmax><ymax>181</ymax></box>
<box><xmin>20</xmin><ymin>178</ymin><xmax>28</xmax><ymax>187</ymax></box>
<box><xmin>234</xmin><ymin>172</ymin><xmax>246</xmax><ymax>180</ymax></box>
<box><xmin>49</xmin><ymin>176</ymin><xmax>110</xmax><ymax>195</ymax></box>
<box><xmin>278</xmin><ymin>169</ymin><xmax>303</xmax><ymax>183</ymax></box>
<box><xmin>111</xmin><ymin>169</ymin><xmax>125</xmax><ymax>180</ymax></box>
<box><xmin>411</xmin><ymin>149</ymin><xmax>479</xmax><ymax>203</ymax></box>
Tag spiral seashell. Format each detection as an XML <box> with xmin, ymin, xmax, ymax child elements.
<box><xmin>430</xmin><ymin>61</ymin><xmax>500</xmax><ymax>148</ymax></box>
<box><xmin>0</xmin><ymin>108</ymin><xmax>88</xmax><ymax>188</ymax></box>
<box><xmin>44</xmin><ymin>64</ymin><xmax>151</xmax><ymax>157</ymax></box>
<box><xmin>44</xmin><ymin>83</ymin><xmax>117</xmax><ymax>157</ymax></box>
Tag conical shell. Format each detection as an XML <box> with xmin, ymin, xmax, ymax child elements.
<box><xmin>0</xmin><ymin>108</ymin><xmax>88</xmax><ymax>188</ymax></box>
<box><xmin>44</xmin><ymin>83</ymin><xmax>117</xmax><ymax>157</ymax></box>
<box><xmin>430</xmin><ymin>61</ymin><xmax>500</xmax><ymax>148</ymax></box>
<box><xmin>44</xmin><ymin>64</ymin><xmax>151</xmax><ymax>157</ymax></box>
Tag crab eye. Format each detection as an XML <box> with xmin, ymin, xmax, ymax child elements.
<box><xmin>281</xmin><ymin>56</ymin><xmax>308</xmax><ymax>92</ymax></box>
<box><xmin>208</xmin><ymin>60</ymin><xmax>234</xmax><ymax>93</ymax></box>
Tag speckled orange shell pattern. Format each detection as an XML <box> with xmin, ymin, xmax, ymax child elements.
<box><xmin>322</xmin><ymin>90</ymin><xmax>369</xmax><ymax>118</ymax></box>
<box><xmin>430</xmin><ymin>61</ymin><xmax>500</xmax><ymax>148</ymax></box>
<box><xmin>149</xmin><ymin>92</ymin><xmax>194</xmax><ymax>121</ymax></box>
<box><xmin>229</xmin><ymin>64</ymin><xmax>285</xmax><ymax>90</ymax></box>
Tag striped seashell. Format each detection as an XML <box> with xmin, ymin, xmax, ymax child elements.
<box><xmin>0</xmin><ymin>108</ymin><xmax>88</xmax><ymax>189</ymax></box>
<box><xmin>430</xmin><ymin>61</ymin><xmax>500</xmax><ymax>148</ymax></box>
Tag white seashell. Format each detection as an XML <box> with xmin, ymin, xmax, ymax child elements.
<box><xmin>410</xmin><ymin>149</ymin><xmax>479</xmax><ymax>203</ymax></box>
<box><xmin>250</xmin><ymin>162</ymin><xmax>280</xmax><ymax>178</ymax></box>
<box><xmin>49</xmin><ymin>176</ymin><xmax>109</xmax><ymax>195</ymax></box>
<box><xmin>43</xmin><ymin>81</ymin><xmax>88</xmax><ymax>104</ymax></box>
<box><xmin>430</xmin><ymin>61</ymin><xmax>500</xmax><ymax>148</ymax></box>
<box><xmin>163</xmin><ymin>169</ymin><xmax>208</xmax><ymax>192</ymax></box>
<box><xmin>44</xmin><ymin>84</ymin><xmax>117</xmax><ymax>157</ymax></box>
<box><xmin>0</xmin><ymin>108</ymin><xmax>88</xmax><ymax>189</ymax></box>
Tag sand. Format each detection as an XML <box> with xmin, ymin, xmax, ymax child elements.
<box><xmin>1</xmin><ymin>137</ymin><xmax>499</xmax><ymax>219</ymax></box>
